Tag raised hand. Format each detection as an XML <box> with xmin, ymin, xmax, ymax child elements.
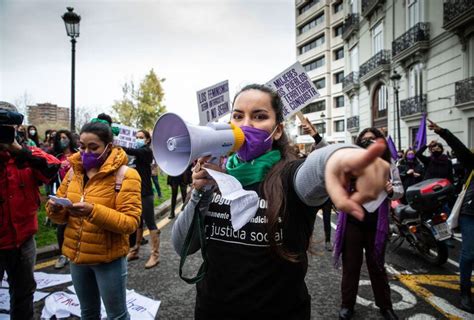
<box><xmin>325</xmin><ymin>139</ymin><xmax>390</xmax><ymax>220</ymax></box>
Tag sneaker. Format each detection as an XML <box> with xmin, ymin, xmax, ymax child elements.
<box><xmin>54</xmin><ymin>255</ymin><xmax>69</xmax><ymax>269</ymax></box>
<box><xmin>325</xmin><ymin>241</ymin><xmax>333</xmax><ymax>252</ymax></box>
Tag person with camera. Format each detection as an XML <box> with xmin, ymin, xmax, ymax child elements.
<box><xmin>0</xmin><ymin>101</ymin><xmax>61</xmax><ymax>319</ymax></box>
<box><xmin>427</xmin><ymin>120</ymin><xmax>474</xmax><ymax>313</ymax></box>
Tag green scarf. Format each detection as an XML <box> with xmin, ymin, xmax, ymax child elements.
<box><xmin>226</xmin><ymin>150</ymin><xmax>281</xmax><ymax>186</ymax></box>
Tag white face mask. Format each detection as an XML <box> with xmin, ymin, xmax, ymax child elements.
<box><xmin>29</xmin><ymin>130</ymin><xmax>36</xmax><ymax>136</ymax></box>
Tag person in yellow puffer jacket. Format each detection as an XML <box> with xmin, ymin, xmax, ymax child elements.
<box><xmin>46</xmin><ymin>120</ymin><xmax>141</xmax><ymax>320</ymax></box>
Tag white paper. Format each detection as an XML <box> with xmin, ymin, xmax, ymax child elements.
<box><xmin>205</xmin><ymin>168</ymin><xmax>259</xmax><ymax>230</ymax></box>
<box><xmin>48</xmin><ymin>195</ymin><xmax>73</xmax><ymax>207</ymax></box>
<box><xmin>1</xmin><ymin>275</ymin><xmax>8</xmax><ymax>288</ymax></box>
<box><xmin>34</xmin><ymin>272</ymin><xmax>72</xmax><ymax>289</ymax></box>
<box><xmin>0</xmin><ymin>313</ymin><xmax>9</xmax><ymax>319</ymax></box>
<box><xmin>126</xmin><ymin>290</ymin><xmax>161</xmax><ymax>320</ymax></box>
<box><xmin>0</xmin><ymin>289</ymin><xmax>49</xmax><ymax>312</ymax></box>
<box><xmin>41</xmin><ymin>291</ymin><xmax>84</xmax><ymax>319</ymax></box>
<box><xmin>363</xmin><ymin>190</ymin><xmax>388</xmax><ymax>213</ymax></box>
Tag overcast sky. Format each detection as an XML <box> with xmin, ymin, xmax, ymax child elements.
<box><xmin>0</xmin><ymin>0</ymin><xmax>296</xmax><ymax>124</ymax></box>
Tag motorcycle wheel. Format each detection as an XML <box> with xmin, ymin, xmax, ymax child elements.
<box><xmin>416</xmin><ymin>225</ymin><xmax>448</xmax><ymax>266</ymax></box>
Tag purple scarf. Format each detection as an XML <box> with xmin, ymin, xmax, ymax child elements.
<box><xmin>333</xmin><ymin>199</ymin><xmax>390</xmax><ymax>269</ymax></box>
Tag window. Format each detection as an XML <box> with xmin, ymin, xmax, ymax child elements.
<box><xmin>407</xmin><ymin>0</ymin><xmax>420</xmax><ymax>29</ymax></box>
<box><xmin>333</xmin><ymin>1</ymin><xmax>343</xmax><ymax>14</ymax></box>
<box><xmin>334</xmin><ymin>47</ymin><xmax>344</xmax><ymax>60</ymax></box>
<box><xmin>408</xmin><ymin>63</ymin><xmax>423</xmax><ymax>97</ymax></box>
<box><xmin>302</xmin><ymin>100</ymin><xmax>325</xmax><ymax>114</ymax></box>
<box><xmin>334</xmin><ymin>71</ymin><xmax>344</xmax><ymax>84</ymax></box>
<box><xmin>350</xmin><ymin>46</ymin><xmax>359</xmax><ymax>72</ymax></box>
<box><xmin>334</xmin><ymin>24</ymin><xmax>343</xmax><ymax>37</ymax></box>
<box><xmin>372</xmin><ymin>84</ymin><xmax>388</xmax><ymax>124</ymax></box>
<box><xmin>316</xmin><ymin>122</ymin><xmax>326</xmax><ymax>134</ymax></box>
<box><xmin>303</xmin><ymin>55</ymin><xmax>325</xmax><ymax>71</ymax></box>
<box><xmin>334</xmin><ymin>120</ymin><xmax>345</xmax><ymax>132</ymax></box>
<box><xmin>314</xmin><ymin>77</ymin><xmax>326</xmax><ymax>89</ymax></box>
<box><xmin>469</xmin><ymin>117</ymin><xmax>474</xmax><ymax>148</ymax></box>
<box><xmin>350</xmin><ymin>95</ymin><xmax>359</xmax><ymax>116</ymax></box>
<box><xmin>299</xmin><ymin>0</ymin><xmax>319</xmax><ymax>15</ymax></box>
<box><xmin>372</xmin><ymin>22</ymin><xmax>383</xmax><ymax>54</ymax></box>
<box><xmin>299</xmin><ymin>34</ymin><xmax>325</xmax><ymax>54</ymax></box>
<box><xmin>410</xmin><ymin>127</ymin><xmax>419</xmax><ymax>147</ymax></box>
<box><xmin>335</xmin><ymin>96</ymin><xmax>345</xmax><ymax>108</ymax></box>
<box><xmin>469</xmin><ymin>35</ymin><xmax>474</xmax><ymax>77</ymax></box>
<box><xmin>299</xmin><ymin>13</ymin><xmax>325</xmax><ymax>34</ymax></box>
<box><xmin>350</xmin><ymin>0</ymin><xmax>358</xmax><ymax>14</ymax></box>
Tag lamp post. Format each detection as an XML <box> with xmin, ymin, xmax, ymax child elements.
<box><xmin>390</xmin><ymin>70</ymin><xmax>402</xmax><ymax>150</ymax></box>
<box><xmin>62</xmin><ymin>7</ymin><xmax>81</xmax><ymax>133</ymax></box>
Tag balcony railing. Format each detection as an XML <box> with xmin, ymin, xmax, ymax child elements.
<box><xmin>342</xmin><ymin>14</ymin><xmax>359</xmax><ymax>41</ymax></box>
<box><xmin>455</xmin><ymin>77</ymin><xmax>474</xmax><ymax>106</ymax></box>
<box><xmin>400</xmin><ymin>94</ymin><xmax>427</xmax><ymax>117</ymax></box>
<box><xmin>346</xmin><ymin>115</ymin><xmax>359</xmax><ymax>131</ymax></box>
<box><xmin>392</xmin><ymin>22</ymin><xmax>430</xmax><ymax>58</ymax></box>
<box><xmin>359</xmin><ymin>50</ymin><xmax>391</xmax><ymax>79</ymax></box>
<box><xmin>443</xmin><ymin>0</ymin><xmax>474</xmax><ymax>28</ymax></box>
<box><xmin>342</xmin><ymin>72</ymin><xmax>359</xmax><ymax>91</ymax></box>
<box><xmin>362</xmin><ymin>0</ymin><xmax>384</xmax><ymax>18</ymax></box>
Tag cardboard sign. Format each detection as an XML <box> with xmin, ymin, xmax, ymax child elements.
<box><xmin>197</xmin><ymin>80</ymin><xmax>230</xmax><ymax>125</ymax></box>
<box><xmin>114</xmin><ymin>124</ymin><xmax>138</xmax><ymax>148</ymax></box>
<box><xmin>266</xmin><ymin>61</ymin><xmax>320</xmax><ymax>119</ymax></box>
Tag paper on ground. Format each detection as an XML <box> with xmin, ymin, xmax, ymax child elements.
<box><xmin>0</xmin><ymin>289</ymin><xmax>49</xmax><ymax>311</ymax></box>
<box><xmin>34</xmin><ymin>272</ymin><xmax>72</xmax><ymax>289</ymax></box>
<box><xmin>205</xmin><ymin>168</ymin><xmax>259</xmax><ymax>230</ymax></box>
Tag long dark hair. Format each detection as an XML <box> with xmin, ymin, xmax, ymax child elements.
<box><xmin>53</xmin><ymin>129</ymin><xmax>78</xmax><ymax>156</ymax></box>
<box><xmin>233</xmin><ymin>84</ymin><xmax>298</xmax><ymax>261</ymax></box>
<box><xmin>355</xmin><ymin>127</ymin><xmax>391</xmax><ymax>163</ymax></box>
<box><xmin>27</xmin><ymin>125</ymin><xmax>40</xmax><ymax>147</ymax></box>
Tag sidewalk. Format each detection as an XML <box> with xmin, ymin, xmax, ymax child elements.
<box><xmin>36</xmin><ymin>195</ymin><xmax>182</xmax><ymax>261</ymax></box>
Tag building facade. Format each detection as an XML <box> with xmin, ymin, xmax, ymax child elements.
<box><xmin>294</xmin><ymin>0</ymin><xmax>346</xmax><ymax>148</ymax></box>
<box><xmin>27</xmin><ymin>103</ymin><xmax>70</xmax><ymax>130</ymax></box>
<box><xmin>340</xmin><ymin>0</ymin><xmax>474</xmax><ymax>149</ymax></box>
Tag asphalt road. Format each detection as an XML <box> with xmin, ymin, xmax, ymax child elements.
<box><xmin>14</xmin><ymin>209</ymin><xmax>474</xmax><ymax>319</ymax></box>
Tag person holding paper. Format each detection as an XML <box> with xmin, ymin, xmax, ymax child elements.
<box><xmin>123</xmin><ymin>129</ymin><xmax>161</xmax><ymax>269</ymax></box>
<box><xmin>0</xmin><ymin>102</ymin><xmax>61</xmax><ymax>320</ymax></box>
<box><xmin>171</xmin><ymin>84</ymin><xmax>391</xmax><ymax>320</ymax></box>
<box><xmin>426</xmin><ymin>120</ymin><xmax>474</xmax><ymax>313</ymax></box>
<box><xmin>334</xmin><ymin>128</ymin><xmax>403</xmax><ymax>320</ymax></box>
<box><xmin>46</xmin><ymin>120</ymin><xmax>141</xmax><ymax>320</ymax></box>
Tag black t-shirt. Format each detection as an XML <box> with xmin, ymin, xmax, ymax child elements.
<box><xmin>195</xmin><ymin>160</ymin><xmax>318</xmax><ymax>320</ymax></box>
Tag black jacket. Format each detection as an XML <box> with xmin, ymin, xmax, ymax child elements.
<box><xmin>415</xmin><ymin>145</ymin><xmax>453</xmax><ymax>182</ymax></box>
<box><xmin>122</xmin><ymin>145</ymin><xmax>153</xmax><ymax>196</ymax></box>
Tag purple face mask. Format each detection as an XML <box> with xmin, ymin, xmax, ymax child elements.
<box><xmin>236</xmin><ymin>126</ymin><xmax>276</xmax><ymax>162</ymax></box>
<box><xmin>81</xmin><ymin>145</ymin><xmax>109</xmax><ymax>171</ymax></box>
<box><xmin>406</xmin><ymin>154</ymin><xmax>415</xmax><ymax>161</ymax></box>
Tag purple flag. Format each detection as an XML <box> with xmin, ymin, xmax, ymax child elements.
<box><xmin>387</xmin><ymin>136</ymin><xmax>398</xmax><ymax>160</ymax></box>
<box><xmin>414</xmin><ymin>113</ymin><xmax>427</xmax><ymax>151</ymax></box>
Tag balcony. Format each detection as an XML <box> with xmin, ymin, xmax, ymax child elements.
<box><xmin>454</xmin><ymin>77</ymin><xmax>474</xmax><ymax>110</ymax></box>
<box><xmin>342</xmin><ymin>14</ymin><xmax>359</xmax><ymax>41</ymax></box>
<box><xmin>392</xmin><ymin>22</ymin><xmax>430</xmax><ymax>64</ymax></box>
<box><xmin>359</xmin><ymin>50</ymin><xmax>391</xmax><ymax>84</ymax></box>
<box><xmin>400</xmin><ymin>94</ymin><xmax>427</xmax><ymax>120</ymax></box>
<box><xmin>361</xmin><ymin>0</ymin><xmax>384</xmax><ymax>18</ymax></box>
<box><xmin>342</xmin><ymin>72</ymin><xmax>360</xmax><ymax>95</ymax></box>
<box><xmin>443</xmin><ymin>0</ymin><xmax>474</xmax><ymax>32</ymax></box>
<box><xmin>346</xmin><ymin>115</ymin><xmax>359</xmax><ymax>132</ymax></box>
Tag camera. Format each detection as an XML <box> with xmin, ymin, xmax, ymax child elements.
<box><xmin>0</xmin><ymin>109</ymin><xmax>24</xmax><ymax>144</ymax></box>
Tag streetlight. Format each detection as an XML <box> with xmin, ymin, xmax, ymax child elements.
<box><xmin>390</xmin><ymin>70</ymin><xmax>402</xmax><ymax>150</ymax></box>
<box><xmin>62</xmin><ymin>7</ymin><xmax>81</xmax><ymax>132</ymax></box>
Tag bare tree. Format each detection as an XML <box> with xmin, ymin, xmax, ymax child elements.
<box><xmin>13</xmin><ymin>91</ymin><xmax>33</xmax><ymax>123</ymax></box>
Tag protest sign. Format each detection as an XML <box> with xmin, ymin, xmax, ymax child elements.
<box><xmin>266</xmin><ymin>61</ymin><xmax>320</xmax><ymax>119</ymax></box>
<box><xmin>41</xmin><ymin>291</ymin><xmax>83</xmax><ymax>319</ymax></box>
<box><xmin>197</xmin><ymin>80</ymin><xmax>230</xmax><ymax>125</ymax></box>
<box><xmin>34</xmin><ymin>272</ymin><xmax>72</xmax><ymax>290</ymax></box>
<box><xmin>0</xmin><ymin>289</ymin><xmax>49</xmax><ymax>311</ymax></box>
<box><xmin>114</xmin><ymin>124</ymin><xmax>138</xmax><ymax>148</ymax></box>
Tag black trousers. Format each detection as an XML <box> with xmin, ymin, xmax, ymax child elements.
<box><xmin>0</xmin><ymin>237</ymin><xmax>37</xmax><ymax>319</ymax></box>
<box><xmin>170</xmin><ymin>183</ymin><xmax>187</xmax><ymax>214</ymax></box>
<box><xmin>341</xmin><ymin>220</ymin><xmax>392</xmax><ymax>310</ymax></box>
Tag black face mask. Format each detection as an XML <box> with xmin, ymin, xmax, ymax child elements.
<box><xmin>16</xmin><ymin>131</ymin><xmax>26</xmax><ymax>144</ymax></box>
<box><xmin>432</xmin><ymin>150</ymin><xmax>443</xmax><ymax>157</ymax></box>
<box><xmin>358</xmin><ymin>139</ymin><xmax>374</xmax><ymax>149</ymax></box>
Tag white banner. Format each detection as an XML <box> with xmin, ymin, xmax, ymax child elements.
<box><xmin>114</xmin><ymin>124</ymin><xmax>138</xmax><ymax>148</ymax></box>
<box><xmin>197</xmin><ymin>80</ymin><xmax>230</xmax><ymax>125</ymax></box>
<box><xmin>1</xmin><ymin>272</ymin><xmax>71</xmax><ymax>290</ymax></box>
<box><xmin>266</xmin><ymin>61</ymin><xmax>320</xmax><ymax>119</ymax></box>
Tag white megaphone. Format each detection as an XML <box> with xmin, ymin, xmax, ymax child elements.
<box><xmin>152</xmin><ymin>113</ymin><xmax>245</xmax><ymax>176</ymax></box>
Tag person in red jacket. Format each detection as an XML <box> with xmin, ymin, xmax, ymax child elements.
<box><xmin>0</xmin><ymin>101</ymin><xmax>60</xmax><ymax>320</ymax></box>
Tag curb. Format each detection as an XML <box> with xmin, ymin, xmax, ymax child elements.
<box><xmin>36</xmin><ymin>195</ymin><xmax>182</xmax><ymax>261</ymax></box>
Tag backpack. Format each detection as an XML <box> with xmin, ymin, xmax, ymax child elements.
<box><xmin>66</xmin><ymin>165</ymin><xmax>129</xmax><ymax>192</ymax></box>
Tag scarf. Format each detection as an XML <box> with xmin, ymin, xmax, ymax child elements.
<box><xmin>226</xmin><ymin>150</ymin><xmax>281</xmax><ymax>186</ymax></box>
<box><xmin>333</xmin><ymin>199</ymin><xmax>390</xmax><ymax>270</ymax></box>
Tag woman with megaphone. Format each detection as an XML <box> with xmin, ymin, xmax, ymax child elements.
<box><xmin>171</xmin><ymin>84</ymin><xmax>390</xmax><ymax>320</ymax></box>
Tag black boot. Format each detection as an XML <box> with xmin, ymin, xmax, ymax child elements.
<box><xmin>338</xmin><ymin>308</ymin><xmax>354</xmax><ymax>320</ymax></box>
<box><xmin>460</xmin><ymin>284</ymin><xmax>474</xmax><ymax>313</ymax></box>
<box><xmin>169</xmin><ymin>207</ymin><xmax>176</xmax><ymax>219</ymax></box>
<box><xmin>380</xmin><ymin>308</ymin><xmax>398</xmax><ymax>320</ymax></box>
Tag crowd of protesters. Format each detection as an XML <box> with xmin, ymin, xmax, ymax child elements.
<box><xmin>1</xmin><ymin>92</ymin><xmax>473</xmax><ymax>320</ymax></box>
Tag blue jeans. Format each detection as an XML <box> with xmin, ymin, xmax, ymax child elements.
<box><xmin>459</xmin><ymin>215</ymin><xmax>474</xmax><ymax>288</ymax></box>
<box><xmin>0</xmin><ymin>237</ymin><xmax>36</xmax><ymax>320</ymax></box>
<box><xmin>70</xmin><ymin>257</ymin><xmax>129</xmax><ymax>320</ymax></box>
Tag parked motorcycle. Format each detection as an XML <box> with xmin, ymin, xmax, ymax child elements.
<box><xmin>390</xmin><ymin>178</ymin><xmax>454</xmax><ymax>266</ymax></box>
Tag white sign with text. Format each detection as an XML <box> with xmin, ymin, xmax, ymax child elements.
<box><xmin>197</xmin><ymin>80</ymin><xmax>230</xmax><ymax>125</ymax></box>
